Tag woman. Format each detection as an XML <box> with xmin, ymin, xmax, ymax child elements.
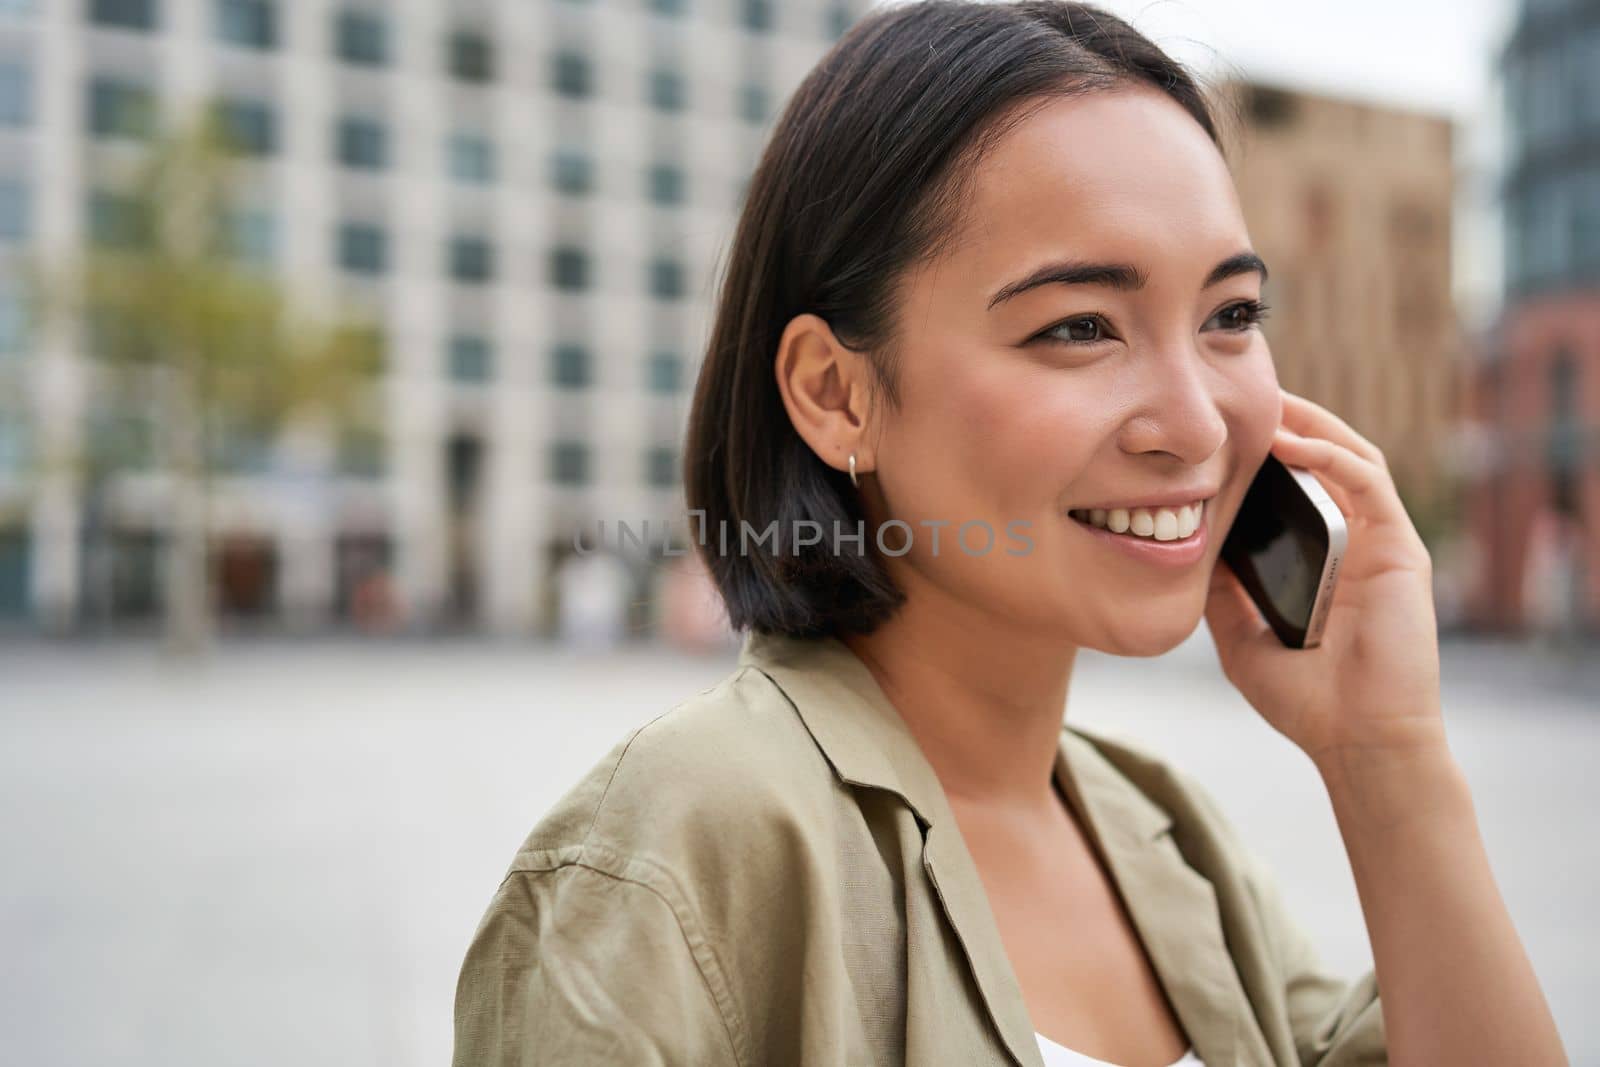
<box><xmin>453</xmin><ymin>3</ymin><xmax>1567</xmax><ymax>1064</ymax></box>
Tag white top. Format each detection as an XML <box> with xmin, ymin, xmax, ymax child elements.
<box><xmin>1034</xmin><ymin>1031</ymin><xmax>1206</xmax><ymax>1067</ymax></box>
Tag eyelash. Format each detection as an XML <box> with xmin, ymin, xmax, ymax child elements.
<box><xmin>1032</xmin><ymin>299</ymin><xmax>1273</xmax><ymax>347</ymax></box>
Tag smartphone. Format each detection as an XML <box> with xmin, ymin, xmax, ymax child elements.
<box><xmin>1218</xmin><ymin>452</ymin><xmax>1348</xmax><ymax>649</ymax></box>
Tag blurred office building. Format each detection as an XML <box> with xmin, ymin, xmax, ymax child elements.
<box><xmin>1461</xmin><ymin>0</ymin><xmax>1598</xmax><ymax>636</ymax></box>
<box><xmin>0</xmin><ymin>0</ymin><xmax>861</xmax><ymax>638</ymax></box>
<box><xmin>1217</xmin><ymin>79</ymin><xmax>1467</xmax><ymax>553</ymax></box>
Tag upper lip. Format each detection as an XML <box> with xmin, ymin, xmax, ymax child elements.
<box><xmin>1070</xmin><ymin>486</ymin><xmax>1221</xmax><ymax>512</ymax></box>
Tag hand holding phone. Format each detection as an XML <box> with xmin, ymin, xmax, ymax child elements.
<box><xmin>1203</xmin><ymin>390</ymin><xmax>1444</xmax><ymax>766</ymax></box>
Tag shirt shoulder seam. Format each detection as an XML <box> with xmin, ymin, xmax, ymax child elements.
<box><xmin>509</xmin><ymin>857</ymin><xmax>750</xmax><ymax>1067</ymax></box>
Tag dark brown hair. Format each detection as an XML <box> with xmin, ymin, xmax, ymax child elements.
<box><xmin>684</xmin><ymin>0</ymin><xmax>1234</xmax><ymax>639</ymax></box>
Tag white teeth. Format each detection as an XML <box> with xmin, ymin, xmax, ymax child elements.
<box><xmin>1070</xmin><ymin>500</ymin><xmax>1205</xmax><ymax>541</ymax></box>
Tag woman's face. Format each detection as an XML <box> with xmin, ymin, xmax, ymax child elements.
<box><xmin>863</xmin><ymin>85</ymin><xmax>1281</xmax><ymax>656</ymax></box>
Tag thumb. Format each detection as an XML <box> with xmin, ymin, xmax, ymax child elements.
<box><xmin>1203</xmin><ymin>558</ymin><xmax>1278</xmax><ymax>687</ymax></box>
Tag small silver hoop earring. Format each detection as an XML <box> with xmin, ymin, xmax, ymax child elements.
<box><xmin>848</xmin><ymin>453</ymin><xmax>859</xmax><ymax>488</ymax></box>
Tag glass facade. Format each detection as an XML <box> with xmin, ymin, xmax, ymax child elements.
<box><xmin>1501</xmin><ymin>3</ymin><xmax>1600</xmax><ymax>294</ymax></box>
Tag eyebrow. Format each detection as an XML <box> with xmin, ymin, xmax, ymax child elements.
<box><xmin>986</xmin><ymin>251</ymin><xmax>1270</xmax><ymax>310</ymax></box>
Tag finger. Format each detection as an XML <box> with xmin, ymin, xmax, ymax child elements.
<box><xmin>1269</xmin><ymin>426</ymin><xmax>1410</xmax><ymax>530</ymax></box>
<box><xmin>1270</xmin><ymin>428</ymin><xmax>1357</xmax><ymax>519</ymax></box>
<box><xmin>1278</xmin><ymin>389</ymin><xmax>1387</xmax><ymax>469</ymax></box>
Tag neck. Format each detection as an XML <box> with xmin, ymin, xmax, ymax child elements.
<box><xmin>840</xmin><ymin>575</ymin><xmax>1078</xmax><ymax>814</ymax></box>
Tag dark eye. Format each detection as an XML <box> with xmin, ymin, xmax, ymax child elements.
<box><xmin>1210</xmin><ymin>299</ymin><xmax>1272</xmax><ymax>332</ymax></box>
<box><xmin>1038</xmin><ymin>315</ymin><xmax>1114</xmax><ymax>345</ymax></box>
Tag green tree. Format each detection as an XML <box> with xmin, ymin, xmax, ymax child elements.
<box><xmin>28</xmin><ymin>105</ymin><xmax>381</xmax><ymax>653</ymax></box>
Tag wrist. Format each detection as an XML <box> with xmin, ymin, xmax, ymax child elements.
<box><xmin>1315</xmin><ymin>732</ymin><xmax>1475</xmax><ymax>838</ymax></box>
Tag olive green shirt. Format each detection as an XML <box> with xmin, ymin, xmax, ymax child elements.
<box><xmin>453</xmin><ymin>629</ymin><xmax>1386</xmax><ymax>1066</ymax></box>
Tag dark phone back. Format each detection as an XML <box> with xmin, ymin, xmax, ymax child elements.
<box><xmin>1219</xmin><ymin>452</ymin><xmax>1344</xmax><ymax>648</ymax></box>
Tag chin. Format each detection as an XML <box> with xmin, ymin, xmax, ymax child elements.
<box><xmin>1092</xmin><ymin>612</ymin><xmax>1204</xmax><ymax>659</ymax></box>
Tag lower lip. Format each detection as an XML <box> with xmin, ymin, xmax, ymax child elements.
<box><xmin>1067</xmin><ymin>508</ymin><xmax>1209</xmax><ymax>566</ymax></box>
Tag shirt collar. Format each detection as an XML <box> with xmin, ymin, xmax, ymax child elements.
<box><xmin>735</xmin><ymin>628</ymin><xmax>1174</xmax><ymax>842</ymax></box>
<box><xmin>735</xmin><ymin>628</ymin><xmax>1243</xmax><ymax>1067</ymax></box>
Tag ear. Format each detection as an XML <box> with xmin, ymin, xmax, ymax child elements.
<box><xmin>773</xmin><ymin>312</ymin><xmax>876</xmax><ymax>478</ymax></box>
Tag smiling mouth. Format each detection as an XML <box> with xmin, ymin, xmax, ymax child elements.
<box><xmin>1066</xmin><ymin>500</ymin><xmax>1206</xmax><ymax>542</ymax></box>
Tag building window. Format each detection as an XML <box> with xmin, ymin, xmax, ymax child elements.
<box><xmin>88</xmin><ymin>77</ymin><xmax>158</xmax><ymax>139</ymax></box>
<box><xmin>448</xmin><ymin>235</ymin><xmax>494</xmax><ymax>284</ymax></box>
<box><xmin>551</xmin><ymin>149</ymin><xmax>593</xmax><ymax>195</ymax></box>
<box><xmin>447</xmin><ymin>132</ymin><xmax>495</xmax><ymax>184</ymax></box>
<box><xmin>448</xmin><ymin>29</ymin><xmax>493</xmax><ymax>84</ymax></box>
<box><xmin>210</xmin><ymin>419</ymin><xmax>275</xmax><ymax>474</ymax></box>
<box><xmin>216</xmin><ymin>0</ymin><xmax>275</xmax><ymax>49</ymax></box>
<box><xmin>648</xmin><ymin>68</ymin><xmax>685</xmax><ymax>111</ymax></box>
<box><xmin>647</xmin><ymin>164</ymin><xmax>685</xmax><ymax>205</ymax></box>
<box><xmin>740</xmin><ymin>0</ymin><xmax>773</xmax><ymax>32</ymax></box>
<box><xmin>87</xmin><ymin>190</ymin><xmax>151</xmax><ymax>249</ymax></box>
<box><xmin>336</xmin><ymin>116</ymin><xmax>387</xmax><ymax>169</ymax></box>
<box><xmin>647</xmin><ymin>350</ymin><xmax>681</xmax><ymax>393</ymax></box>
<box><xmin>550</xmin><ymin>245</ymin><xmax>590</xmax><ymax>290</ymax></box>
<box><xmin>1548</xmin><ymin>347</ymin><xmax>1580</xmax><ymax>514</ymax></box>
<box><xmin>0</xmin><ymin>178</ymin><xmax>27</xmax><ymax>242</ymax></box>
<box><xmin>216</xmin><ymin>97</ymin><xmax>277</xmax><ymax>155</ymax></box>
<box><xmin>645</xmin><ymin>445</ymin><xmax>677</xmax><ymax>488</ymax></box>
<box><xmin>553</xmin><ymin>51</ymin><xmax>592</xmax><ymax>98</ymax></box>
<box><xmin>89</xmin><ymin>0</ymin><xmax>158</xmax><ymax>32</ymax></box>
<box><xmin>0</xmin><ymin>61</ymin><xmax>29</xmax><ymax>126</ymax></box>
<box><xmin>85</xmin><ymin>407</ymin><xmax>157</xmax><ymax>471</ymax></box>
<box><xmin>551</xmin><ymin>342</ymin><xmax>590</xmax><ymax>387</ymax></box>
<box><xmin>648</xmin><ymin>0</ymin><xmax>686</xmax><ymax>14</ymax></box>
<box><xmin>336</xmin><ymin>422</ymin><xmax>384</xmax><ymax>477</ymax></box>
<box><xmin>550</xmin><ymin>440</ymin><xmax>590</xmax><ymax>486</ymax></box>
<box><xmin>738</xmin><ymin>82</ymin><xmax>768</xmax><ymax>124</ymax></box>
<box><xmin>334</xmin><ymin>9</ymin><xmax>386</xmax><ymax>66</ymax></box>
<box><xmin>448</xmin><ymin>334</ymin><xmax>492</xmax><ymax>382</ymax></box>
<box><xmin>223</xmin><ymin>208</ymin><xmax>275</xmax><ymax>264</ymax></box>
<box><xmin>0</xmin><ymin>525</ymin><xmax>27</xmax><ymax>619</ymax></box>
<box><xmin>649</xmin><ymin>256</ymin><xmax>685</xmax><ymax>300</ymax></box>
<box><xmin>337</xmin><ymin>221</ymin><xmax>386</xmax><ymax>274</ymax></box>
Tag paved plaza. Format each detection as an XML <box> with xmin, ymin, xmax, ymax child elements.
<box><xmin>2</xmin><ymin>629</ymin><xmax>1596</xmax><ymax>1065</ymax></box>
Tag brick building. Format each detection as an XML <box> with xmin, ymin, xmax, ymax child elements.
<box><xmin>1461</xmin><ymin>0</ymin><xmax>1599</xmax><ymax>634</ymax></box>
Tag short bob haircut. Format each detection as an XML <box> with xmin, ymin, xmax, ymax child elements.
<box><xmin>684</xmin><ymin>0</ymin><xmax>1237</xmax><ymax>640</ymax></box>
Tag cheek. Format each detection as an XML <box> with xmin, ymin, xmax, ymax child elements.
<box><xmin>925</xmin><ymin>360</ymin><xmax>1101</xmax><ymax>513</ymax></box>
<box><xmin>871</xmin><ymin>362</ymin><xmax>1036</xmax><ymax>532</ymax></box>
<box><xmin>1232</xmin><ymin>351</ymin><xmax>1282</xmax><ymax>460</ymax></box>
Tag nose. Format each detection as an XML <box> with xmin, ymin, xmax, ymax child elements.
<box><xmin>1116</xmin><ymin>349</ymin><xmax>1228</xmax><ymax>465</ymax></box>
